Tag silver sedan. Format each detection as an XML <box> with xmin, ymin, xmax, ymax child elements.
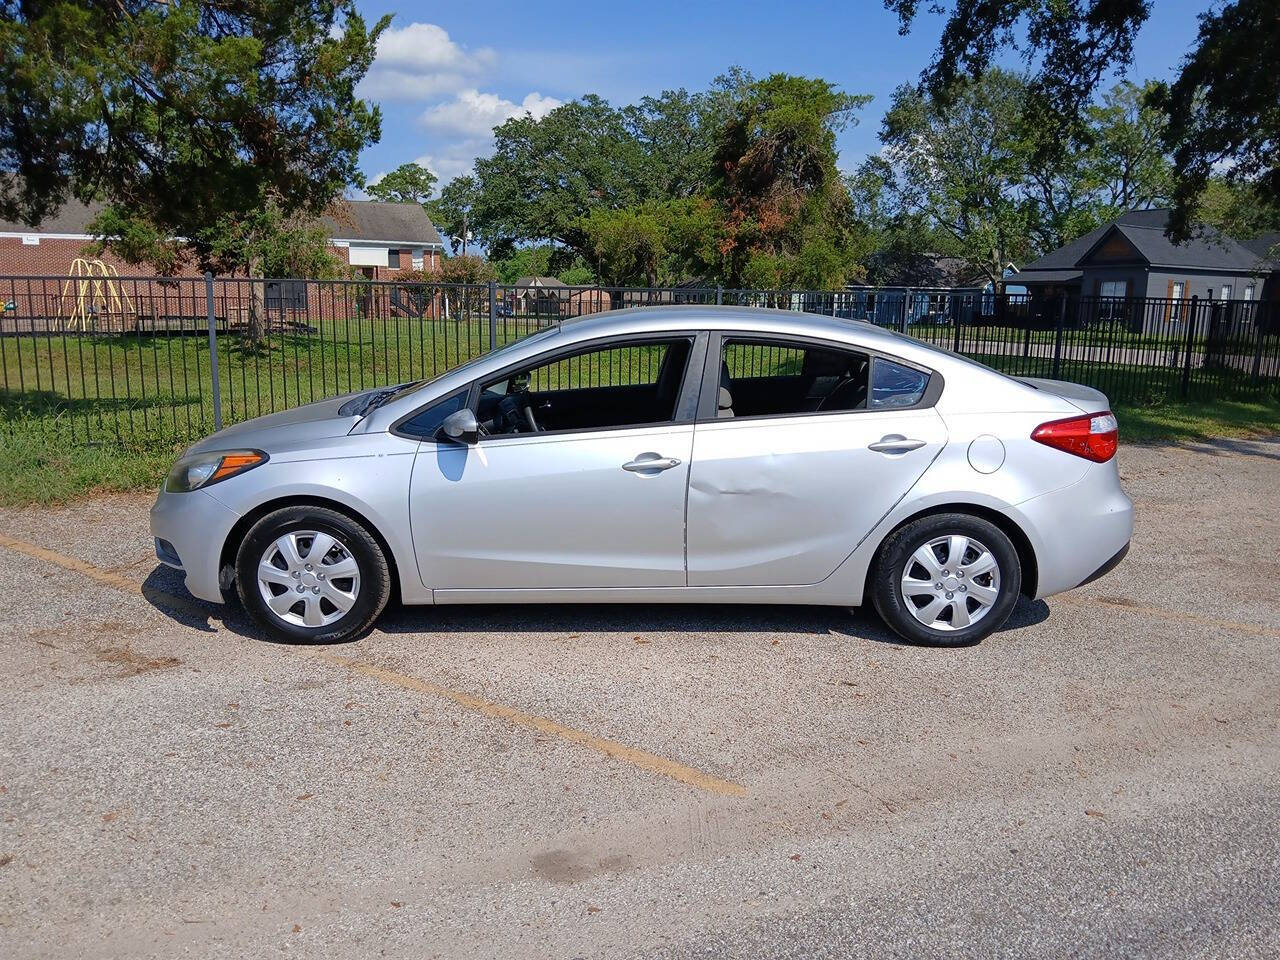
<box><xmin>150</xmin><ymin>307</ymin><xmax>1133</xmax><ymax>646</ymax></box>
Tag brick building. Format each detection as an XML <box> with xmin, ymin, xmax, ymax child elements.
<box><xmin>0</xmin><ymin>197</ymin><xmax>444</xmax><ymax>280</ymax></box>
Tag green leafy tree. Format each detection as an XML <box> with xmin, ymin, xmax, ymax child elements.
<box><xmin>493</xmin><ymin>245</ymin><xmax>553</xmax><ymax>284</ymax></box>
<box><xmin>579</xmin><ymin>206</ymin><xmax>669</xmax><ymax>288</ymax></box>
<box><xmin>579</xmin><ymin>198</ymin><xmax>723</xmax><ymax>288</ymax></box>
<box><xmin>883</xmin><ymin>0</ymin><xmax>1149</xmax><ymax>149</ymax></box>
<box><xmin>471</xmin><ymin>95</ymin><xmax>646</xmax><ymax>261</ymax></box>
<box><xmin>883</xmin><ymin>0</ymin><xmax>1278</xmax><ymax>242</ymax></box>
<box><xmin>1150</xmin><ymin>0</ymin><xmax>1280</xmax><ymax>240</ymax></box>
<box><xmin>438</xmin><ymin>254</ymin><xmax>496</xmax><ymax>321</ymax></box>
<box><xmin>428</xmin><ymin>175</ymin><xmax>481</xmax><ymax>256</ymax></box>
<box><xmin>366</xmin><ymin>162</ymin><xmax>437</xmax><ymax>206</ymax></box>
<box><xmin>878</xmin><ymin>71</ymin><xmax>1036</xmax><ymax>290</ymax></box>
<box><xmin>711</xmin><ymin>74</ymin><xmax>871</xmax><ymax>288</ymax></box>
<box><xmin>0</xmin><ymin>0</ymin><xmax>388</xmax><ymax>340</ymax></box>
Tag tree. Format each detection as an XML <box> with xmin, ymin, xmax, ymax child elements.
<box><xmin>0</xmin><ymin>1</ymin><xmax>389</xmax><ymax>340</ymax></box>
<box><xmin>1019</xmin><ymin>79</ymin><xmax>1171</xmax><ymax>254</ymax></box>
<box><xmin>471</xmin><ymin>96</ymin><xmax>646</xmax><ymax>261</ymax></box>
<box><xmin>883</xmin><ymin>0</ymin><xmax>1279</xmax><ymax>241</ymax></box>
<box><xmin>428</xmin><ymin>175</ymin><xmax>481</xmax><ymax>255</ymax></box>
<box><xmin>1150</xmin><ymin>0</ymin><xmax>1280</xmax><ymax>240</ymax></box>
<box><xmin>883</xmin><ymin>0</ymin><xmax>1149</xmax><ymax>144</ymax></box>
<box><xmin>367</xmin><ymin>163</ymin><xmax>437</xmax><ymax>206</ymax></box>
<box><xmin>578</xmin><ymin>198</ymin><xmax>722</xmax><ymax>288</ymax></box>
<box><xmin>711</xmin><ymin>74</ymin><xmax>871</xmax><ymax>288</ymax></box>
<box><xmin>438</xmin><ymin>254</ymin><xmax>496</xmax><ymax>321</ymax></box>
<box><xmin>878</xmin><ymin>71</ymin><xmax>1036</xmax><ymax>290</ymax></box>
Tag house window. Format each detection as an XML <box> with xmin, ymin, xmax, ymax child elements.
<box><xmin>1169</xmin><ymin>281</ymin><xmax>1185</xmax><ymax>322</ymax></box>
<box><xmin>387</xmin><ymin>249</ymin><xmax>401</xmax><ymax>269</ymax></box>
<box><xmin>1098</xmin><ymin>280</ymin><xmax>1128</xmax><ymax>321</ymax></box>
<box><xmin>1221</xmin><ymin>284</ymin><xmax>1233</xmax><ymax>300</ymax></box>
<box><xmin>1245</xmin><ymin>284</ymin><xmax>1256</xmax><ymax>300</ymax></box>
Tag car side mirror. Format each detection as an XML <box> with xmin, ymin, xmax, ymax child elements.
<box><xmin>439</xmin><ymin>408</ymin><xmax>480</xmax><ymax>444</ymax></box>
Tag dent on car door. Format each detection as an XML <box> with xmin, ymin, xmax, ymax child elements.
<box><xmin>686</xmin><ymin>336</ymin><xmax>947</xmax><ymax>587</ymax></box>
<box><xmin>407</xmin><ymin>334</ymin><xmax>703</xmax><ymax>591</ymax></box>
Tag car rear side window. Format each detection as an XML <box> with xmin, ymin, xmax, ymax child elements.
<box><xmin>716</xmin><ymin>338</ymin><xmax>870</xmax><ymax>419</ymax></box>
<box><xmin>869</xmin><ymin>358</ymin><xmax>930</xmax><ymax>409</ymax></box>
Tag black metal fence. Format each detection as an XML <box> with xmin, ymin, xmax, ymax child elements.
<box><xmin>2</xmin><ymin>274</ymin><xmax>1277</xmax><ymax>449</ymax></box>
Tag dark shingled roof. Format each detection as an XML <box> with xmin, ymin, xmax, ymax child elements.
<box><xmin>1017</xmin><ymin>209</ymin><xmax>1264</xmax><ymax>275</ymax></box>
<box><xmin>0</xmin><ymin>197</ymin><xmax>107</xmax><ymax>234</ymax></box>
<box><xmin>2</xmin><ymin>196</ymin><xmax>442</xmax><ymax>247</ymax></box>
<box><xmin>319</xmin><ymin>200</ymin><xmax>442</xmax><ymax>246</ymax></box>
<box><xmin>1238</xmin><ymin>232</ymin><xmax>1280</xmax><ymax>262</ymax></box>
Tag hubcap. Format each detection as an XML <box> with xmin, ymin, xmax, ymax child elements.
<box><xmin>256</xmin><ymin>530</ymin><xmax>360</xmax><ymax>628</ymax></box>
<box><xmin>900</xmin><ymin>535</ymin><xmax>1001</xmax><ymax>632</ymax></box>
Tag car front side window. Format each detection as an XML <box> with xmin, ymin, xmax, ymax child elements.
<box><xmin>477</xmin><ymin>337</ymin><xmax>694</xmax><ymax>437</ymax></box>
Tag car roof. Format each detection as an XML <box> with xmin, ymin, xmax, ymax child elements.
<box><xmin>551</xmin><ymin>304</ymin><xmax>891</xmax><ymax>342</ymax></box>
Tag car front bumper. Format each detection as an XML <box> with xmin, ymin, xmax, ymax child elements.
<box><xmin>149</xmin><ymin>487</ymin><xmax>243</xmax><ymax>603</ymax></box>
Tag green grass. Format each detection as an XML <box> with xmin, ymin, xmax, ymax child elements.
<box><xmin>1112</xmin><ymin>395</ymin><xmax>1280</xmax><ymax>444</ymax></box>
<box><xmin>0</xmin><ymin>429</ymin><xmax>177</xmax><ymax>506</ymax></box>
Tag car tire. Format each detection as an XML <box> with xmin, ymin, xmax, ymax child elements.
<box><xmin>235</xmin><ymin>505</ymin><xmax>391</xmax><ymax>644</ymax></box>
<box><xmin>871</xmin><ymin>513</ymin><xmax>1022</xmax><ymax>647</ymax></box>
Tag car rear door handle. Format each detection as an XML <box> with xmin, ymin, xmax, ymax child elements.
<box><xmin>622</xmin><ymin>454</ymin><xmax>682</xmax><ymax>473</ymax></box>
<box><xmin>868</xmin><ymin>435</ymin><xmax>927</xmax><ymax>454</ymax></box>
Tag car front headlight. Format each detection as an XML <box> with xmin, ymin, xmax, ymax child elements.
<box><xmin>165</xmin><ymin>450</ymin><xmax>268</xmax><ymax>492</ymax></box>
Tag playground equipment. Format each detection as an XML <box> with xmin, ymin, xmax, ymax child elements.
<box><xmin>57</xmin><ymin>259</ymin><xmax>137</xmax><ymax>332</ymax></box>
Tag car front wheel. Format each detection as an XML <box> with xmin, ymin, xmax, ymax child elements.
<box><xmin>871</xmin><ymin>513</ymin><xmax>1022</xmax><ymax>647</ymax></box>
<box><xmin>236</xmin><ymin>505</ymin><xmax>391</xmax><ymax>644</ymax></box>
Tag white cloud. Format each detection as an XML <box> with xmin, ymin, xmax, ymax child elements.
<box><xmin>359</xmin><ymin>23</ymin><xmax>496</xmax><ymax>102</ymax></box>
<box><xmin>419</xmin><ymin>89</ymin><xmax>561</xmax><ymax>139</ymax></box>
<box><xmin>409</xmin><ymin>91</ymin><xmax>562</xmax><ymax>185</ymax></box>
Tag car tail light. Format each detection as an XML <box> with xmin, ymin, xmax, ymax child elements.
<box><xmin>1031</xmin><ymin>411</ymin><xmax>1118</xmax><ymax>462</ymax></box>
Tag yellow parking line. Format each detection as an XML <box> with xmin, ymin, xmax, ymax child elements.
<box><xmin>314</xmin><ymin>652</ymin><xmax>748</xmax><ymax>797</ymax></box>
<box><xmin>0</xmin><ymin>532</ymin><xmax>748</xmax><ymax>798</ymax></box>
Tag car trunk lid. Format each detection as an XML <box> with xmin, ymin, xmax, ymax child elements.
<box><xmin>1017</xmin><ymin>377</ymin><xmax>1111</xmax><ymax>414</ymax></box>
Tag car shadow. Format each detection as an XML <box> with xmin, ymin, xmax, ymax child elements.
<box><xmin>142</xmin><ymin>564</ymin><xmax>1051</xmax><ymax>648</ymax></box>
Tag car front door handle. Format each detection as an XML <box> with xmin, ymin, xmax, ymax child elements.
<box><xmin>622</xmin><ymin>454</ymin><xmax>683</xmax><ymax>473</ymax></box>
<box><xmin>868</xmin><ymin>435</ymin><xmax>927</xmax><ymax>454</ymax></box>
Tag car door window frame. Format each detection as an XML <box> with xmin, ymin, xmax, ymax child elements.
<box><xmin>456</xmin><ymin>330</ymin><xmax>707</xmax><ymax>442</ymax></box>
<box><xmin>696</xmin><ymin>330</ymin><xmax>943</xmax><ymax>423</ymax></box>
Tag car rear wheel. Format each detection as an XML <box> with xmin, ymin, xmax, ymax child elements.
<box><xmin>871</xmin><ymin>513</ymin><xmax>1021</xmax><ymax>647</ymax></box>
<box><xmin>236</xmin><ymin>506</ymin><xmax>391</xmax><ymax>644</ymax></box>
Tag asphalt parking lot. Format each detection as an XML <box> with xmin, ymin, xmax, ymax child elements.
<box><xmin>2</xmin><ymin>437</ymin><xmax>1278</xmax><ymax>959</ymax></box>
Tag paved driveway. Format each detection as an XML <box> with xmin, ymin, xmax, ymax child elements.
<box><xmin>1</xmin><ymin>438</ymin><xmax>1278</xmax><ymax>959</ymax></box>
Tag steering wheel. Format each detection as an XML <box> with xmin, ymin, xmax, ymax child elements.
<box><xmin>496</xmin><ymin>388</ymin><xmax>541</xmax><ymax>433</ymax></box>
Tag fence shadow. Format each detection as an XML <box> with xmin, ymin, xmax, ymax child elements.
<box><xmin>1</xmin><ymin>387</ymin><xmax>203</xmax><ymax>419</ymax></box>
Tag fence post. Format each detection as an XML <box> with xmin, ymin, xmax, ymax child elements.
<box><xmin>715</xmin><ymin>285</ymin><xmax>723</xmax><ymax>306</ymax></box>
<box><xmin>901</xmin><ymin>289</ymin><xmax>911</xmax><ymax>333</ymax></box>
<box><xmin>1049</xmin><ymin>296</ymin><xmax>1070</xmax><ymax>378</ymax></box>
<box><xmin>204</xmin><ymin>271</ymin><xmax>223</xmax><ymax>431</ymax></box>
<box><xmin>952</xmin><ymin>295</ymin><xmax>962</xmax><ymax>353</ymax></box>
<box><xmin>1181</xmin><ymin>295</ymin><xmax>1199</xmax><ymax>399</ymax></box>
<box><xmin>487</xmin><ymin>280</ymin><xmax>497</xmax><ymax>352</ymax></box>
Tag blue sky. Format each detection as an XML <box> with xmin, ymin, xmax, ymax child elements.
<box><xmin>352</xmin><ymin>0</ymin><xmax>1213</xmax><ymax>192</ymax></box>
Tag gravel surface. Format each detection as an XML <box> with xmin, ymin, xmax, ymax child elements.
<box><xmin>0</xmin><ymin>437</ymin><xmax>1277</xmax><ymax>959</ymax></box>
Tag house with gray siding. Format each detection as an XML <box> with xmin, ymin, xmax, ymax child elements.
<box><xmin>1012</xmin><ymin>210</ymin><xmax>1273</xmax><ymax>316</ymax></box>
